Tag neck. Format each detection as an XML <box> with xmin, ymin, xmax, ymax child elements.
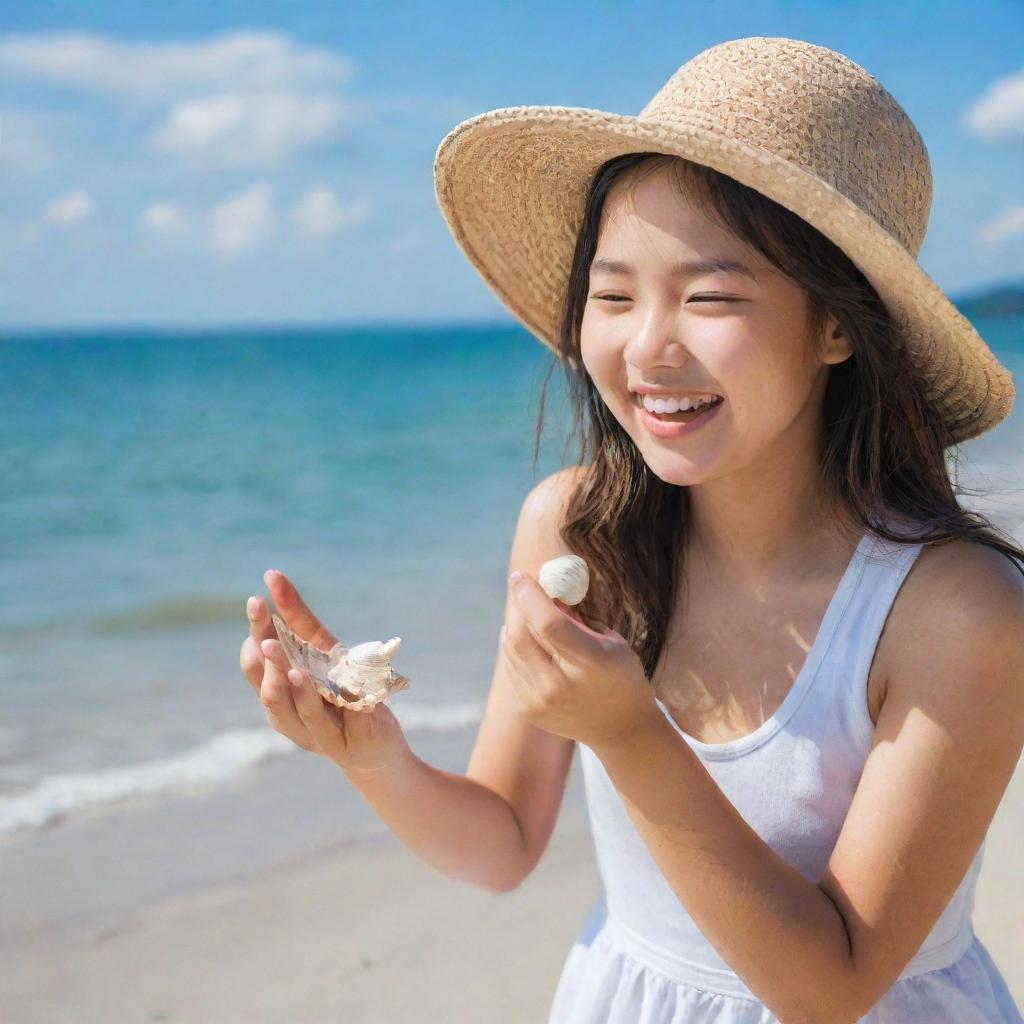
<box><xmin>684</xmin><ymin>461</ymin><xmax>859</xmax><ymax>583</ymax></box>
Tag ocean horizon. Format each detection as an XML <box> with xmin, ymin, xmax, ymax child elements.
<box><xmin>2</xmin><ymin>318</ymin><xmax>1021</xmax><ymax>840</ymax></box>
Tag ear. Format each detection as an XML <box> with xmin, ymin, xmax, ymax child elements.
<box><xmin>819</xmin><ymin>313</ymin><xmax>853</xmax><ymax>365</ymax></box>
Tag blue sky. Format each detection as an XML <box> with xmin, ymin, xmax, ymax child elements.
<box><xmin>2</xmin><ymin>0</ymin><xmax>1022</xmax><ymax>330</ymax></box>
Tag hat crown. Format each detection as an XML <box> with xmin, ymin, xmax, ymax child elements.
<box><xmin>638</xmin><ymin>37</ymin><xmax>932</xmax><ymax>257</ymax></box>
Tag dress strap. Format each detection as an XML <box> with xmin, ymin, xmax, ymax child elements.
<box><xmin>826</xmin><ymin>530</ymin><xmax>925</xmax><ymax>750</ymax></box>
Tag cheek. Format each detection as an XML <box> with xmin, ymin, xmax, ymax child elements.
<box><xmin>723</xmin><ymin>359</ymin><xmax>814</xmax><ymax>444</ymax></box>
<box><xmin>580</xmin><ymin>330</ymin><xmax>624</xmax><ymax>398</ymax></box>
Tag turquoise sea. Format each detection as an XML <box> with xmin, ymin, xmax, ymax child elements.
<box><xmin>1</xmin><ymin>318</ymin><xmax>1021</xmax><ymax>838</ymax></box>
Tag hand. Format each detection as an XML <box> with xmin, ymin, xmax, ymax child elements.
<box><xmin>239</xmin><ymin>569</ymin><xmax>413</xmax><ymax>775</ymax></box>
<box><xmin>499</xmin><ymin>570</ymin><xmax>659</xmax><ymax>749</ymax></box>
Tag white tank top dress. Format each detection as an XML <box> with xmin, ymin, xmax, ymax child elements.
<box><xmin>548</xmin><ymin>526</ymin><xmax>1022</xmax><ymax>1023</ymax></box>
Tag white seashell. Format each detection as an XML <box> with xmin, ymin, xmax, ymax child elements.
<box><xmin>271</xmin><ymin>614</ymin><xmax>411</xmax><ymax>713</ymax></box>
<box><xmin>347</xmin><ymin>638</ymin><xmax>401</xmax><ymax>667</ymax></box>
<box><xmin>538</xmin><ymin>554</ymin><xmax>590</xmax><ymax>606</ymax></box>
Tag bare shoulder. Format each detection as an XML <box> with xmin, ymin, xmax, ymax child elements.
<box><xmin>520</xmin><ymin>464</ymin><xmax>588</xmax><ymax>533</ymax></box>
<box><xmin>899</xmin><ymin>534</ymin><xmax>1023</xmax><ymax>620</ymax></box>
<box><xmin>909</xmin><ymin>533</ymin><xmax>1023</xmax><ymax>600</ymax></box>
<box><xmin>887</xmin><ymin>534</ymin><xmax>1024</xmax><ymax>694</ymax></box>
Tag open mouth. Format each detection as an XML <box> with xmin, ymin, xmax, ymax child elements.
<box><xmin>635</xmin><ymin>394</ymin><xmax>724</xmax><ymax>423</ymax></box>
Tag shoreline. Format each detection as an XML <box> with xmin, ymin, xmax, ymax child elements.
<box><xmin>3</xmin><ymin>758</ymin><xmax>600</xmax><ymax>1024</ymax></box>
<box><xmin>2</xmin><ymin>739</ymin><xmax>1021</xmax><ymax>1021</ymax></box>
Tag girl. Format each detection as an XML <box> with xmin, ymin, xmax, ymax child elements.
<box><xmin>240</xmin><ymin>37</ymin><xmax>1024</xmax><ymax>1023</ymax></box>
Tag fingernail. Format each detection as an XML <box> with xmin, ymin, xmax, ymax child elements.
<box><xmin>508</xmin><ymin>570</ymin><xmax>523</xmax><ymax>587</ymax></box>
<box><xmin>261</xmin><ymin>639</ymin><xmax>274</xmax><ymax>655</ymax></box>
<box><xmin>247</xmin><ymin>597</ymin><xmax>259</xmax><ymax>618</ymax></box>
<box><xmin>289</xmin><ymin>670</ymin><xmax>302</xmax><ymax>688</ymax></box>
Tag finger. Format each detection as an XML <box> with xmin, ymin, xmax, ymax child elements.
<box><xmin>550</xmin><ymin>596</ymin><xmax>608</xmax><ymax>637</ymax></box>
<box><xmin>263</xmin><ymin>569</ymin><xmax>339</xmax><ymax>651</ymax></box>
<box><xmin>261</xmin><ymin>638</ymin><xmax>346</xmax><ymax>725</ymax></box>
<box><xmin>247</xmin><ymin>594</ymin><xmax>277</xmax><ymax>648</ymax></box>
<box><xmin>505</xmin><ymin>611</ymin><xmax>555</xmax><ymax>677</ymax></box>
<box><xmin>506</xmin><ymin>576</ymin><xmax>554</xmax><ymax>663</ymax></box>
<box><xmin>500</xmin><ymin>624</ymin><xmax>543</xmax><ymax>714</ymax></box>
<box><xmin>240</xmin><ymin>595</ymin><xmax>275</xmax><ymax>679</ymax></box>
<box><xmin>511</xmin><ymin>574</ymin><xmax>600</xmax><ymax>660</ymax></box>
<box><xmin>259</xmin><ymin>641</ymin><xmax>316</xmax><ymax>750</ymax></box>
<box><xmin>553</xmin><ymin>598</ymin><xmax>586</xmax><ymax>627</ymax></box>
<box><xmin>261</xmin><ymin>637</ymin><xmax>297</xmax><ymax>677</ymax></box>
<box><xmin>239</xmin><ymin>635</ymin><xmax>265</xmax><ymax>689</ymax></box>
<box><xmin>289</xmin><ymin>669</ymin><xmax>343</xmax><ymax>757</ymax></box>
<box><xmin>502</xmin><ymin>602</ymin><xmax>550</xmax><ymax>677</ymax></box>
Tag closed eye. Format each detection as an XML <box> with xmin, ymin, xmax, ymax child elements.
<box><xmin>591</xmin><ymin>294</ymin><xmax>741</xmax><ymax>304</ymax></box>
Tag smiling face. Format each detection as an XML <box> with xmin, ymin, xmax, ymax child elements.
<box><xmin>580</xmin><ymin>163</ymin><xmax>851</xmax><ymax>489</ymax></box>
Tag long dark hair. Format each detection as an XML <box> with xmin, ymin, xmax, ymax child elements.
<box><xmin>529</xmin><ymin>152</ymin><xmax>1023</xmax><ymax>679</ymax></box>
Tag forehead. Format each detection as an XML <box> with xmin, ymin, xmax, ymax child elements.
<box><xmin>596</xmin><ymin>168</ymin><xmax>750</xmax><ymax>268</ymax></box>
<box><xmin>606</xmin><ymin>160</ymin><xmax>714</xmax><ymax>218</ymax></box>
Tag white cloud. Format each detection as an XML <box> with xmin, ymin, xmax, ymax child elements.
<box><xmin>289</xmin><ymin>185</ymin><xmax>371</xmax><ymax>239</ymax></box>
<box><xmin>0</xmin><ymin>30</ymin><xmax>354</xmax><ymax>101</ymax></box>
<box><xmin>0</xmin><ymin>30</ymin><xmax>463</xmax><ymax>175</ymax></box>
<box><xmin>149</xmin><ymin>90</ymin><xmax>347</xmax><ymax>166</ymax></box>
<box><xmin>42</xmin><ymin>189</ymin><xmax>94</xmax><ymax>226</ymax></box>
<box><xmin>976</xmin><ymin>204</ymin><xmax>1024</xmax><ymax>246</ymax></box>
<box><xmin>964</xmin><ymin>66</ymin><xmax>1024</xmax><ymax>140</ymax></box>
<box><xmin>208</xmin><ymin>181</ymin><xmax>274</xmax><ymax>255</ymax></box>
<box><xmin>1</xmin><ymin>30</ymin><xmax>359</xmax><ymax>169</ymax></box>
<box><xmin>140</xmin><ymin>200</ymin><xmax>186</xmax><ymax>235</ymax></box>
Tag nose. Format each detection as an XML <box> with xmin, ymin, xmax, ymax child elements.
<box><xmin>624</xmin><ymin>307</ymin><xmax>689</xmax><ymax>368</ymax></box>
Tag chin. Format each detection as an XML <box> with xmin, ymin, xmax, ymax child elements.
<box><xmin>639</xmin><ymin>447</ymin><xmax>715</xmax><ymax>487</ymax></box>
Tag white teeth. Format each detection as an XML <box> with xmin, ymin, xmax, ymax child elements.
<box><xmin>638</xmin><ymin>393</ymin><xmax>719</xmax><ymax>413</ymax></box>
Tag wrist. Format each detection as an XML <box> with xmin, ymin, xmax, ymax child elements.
<box><xmin>337</xmin><ymin>742</ymin><xmax>419</xmax><ymax>781</ymax></box>
<box><xmin>590</xmin><ymin>697</ymin><xmax>665</xmax><ymax>757</ymax></box>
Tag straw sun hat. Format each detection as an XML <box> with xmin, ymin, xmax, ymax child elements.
<box><xmin>433</xmin><ymin>35</ymin><xmax>1014</xmax><ymax>446</ymax></box>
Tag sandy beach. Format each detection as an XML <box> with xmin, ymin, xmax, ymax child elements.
<box><xmin>3</xmin><ymin>737</ymin><xmax>1022</xmax><ymax>1024</ymax></box>
<box><xmin>1</xmin><ymin>741</ymin><xmax>598</xmax><ymax>1024</ymax></box>
<box><xmin>2</xmin><ymin>809</ymin><xmax>599</xmax><ymax>1024</ymax></box>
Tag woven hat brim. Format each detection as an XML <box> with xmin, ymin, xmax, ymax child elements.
<box><xmin>434</xmin><ymin>106</ymin><xmax>1015</xmax><ymax>446</ymax></box>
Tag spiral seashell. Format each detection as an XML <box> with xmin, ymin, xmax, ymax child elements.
<box><xmin>271</xmin><ymin>613</ymin><xmax>411</xmax><ymax>713</ymax></box>
<box><xmin>348</xmin><ymin>638</ymin><xmax>402</xmax><ymax>667</ymax></box>
<box><xmin>538</xmin><ymin>554</ymin><xmax>590</xmax><ymax>606</ymax></box>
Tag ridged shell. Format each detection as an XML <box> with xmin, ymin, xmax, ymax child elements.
<box><xmin>347</xmin><ymin>638</ymin><xmax>402</xmax><ymax>666</ymax></box>
<box><xmin>271</xmin><ymin>614</ymin><xmax>411</xmax><ymax>713</ymax></box>
<box><xmin>538</xmin><ymin>554</ymin><xmax>590</xmax><ymax>605</ymax></box>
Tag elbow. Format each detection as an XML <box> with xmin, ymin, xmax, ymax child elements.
<box><xmin>792</xmin><ymin>985</ymin><xmax>862</xmax><ymax>1024</ymax></box>
<box><xmin>793</xmin><ymin>981</ymin><xmax>865</xmax><ymax>1024</ymax></box>
<box><xmin>776</xmin><ymin>1004</ymin><xmax>855</xmax><ymax>1024</ymax></box>
<box><xmin>484</xmin><ymin>856</ymin><xmax>536</xmax><ymax>894</ymax></box>
<box><xmin>447</xmin><ymin>861</ymin><xmax>526</xmax><ymax>895</ymax></box>
<box><xmin>484</xmin><ymin>836</ymin><xmax>536</xmax><ymax>894</ymax></box>
<box><xmin>467</xmin><ymin>876</ymin><xmax>520</xmax><ymax>895</ymax></box>
<box><xmin>485</xmin><ymin>878</ymin><xmax>521</xmax><ymax>895</ymax></box>
<box><xmin>778</xmin><ymin>968</ymin><xmax>862</xmax><ymax>1024</ymax></box>
<box><xmin>808</xmin><ymin>1011</ymin><xmax>859</xmax><ymax>1024</ymax></box>
<box><xmin>482</xmin><ymin>866</ymin><xmax>529</xmax><ymax>894</ymax></box>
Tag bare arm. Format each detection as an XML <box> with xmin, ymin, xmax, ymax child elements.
<box><xmin>571</xmin><ymin>540</ymin><xmax>1024</xmax><ymax>1023</ymax></box>
<box><xmin>342</xmin><ymin>749</ymin><xmax>525</xmax><ymax>894</ymax></box>
<box><xmin>342</xmin><ymin>467</ymin><xmax>584</xmax><ymax>893</ymax></box>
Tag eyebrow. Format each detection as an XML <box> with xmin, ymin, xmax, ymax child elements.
<box><xmin>590</xmin><ymin>256</ymin><xmax>758</xmax><ymax>282</ymax></box>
